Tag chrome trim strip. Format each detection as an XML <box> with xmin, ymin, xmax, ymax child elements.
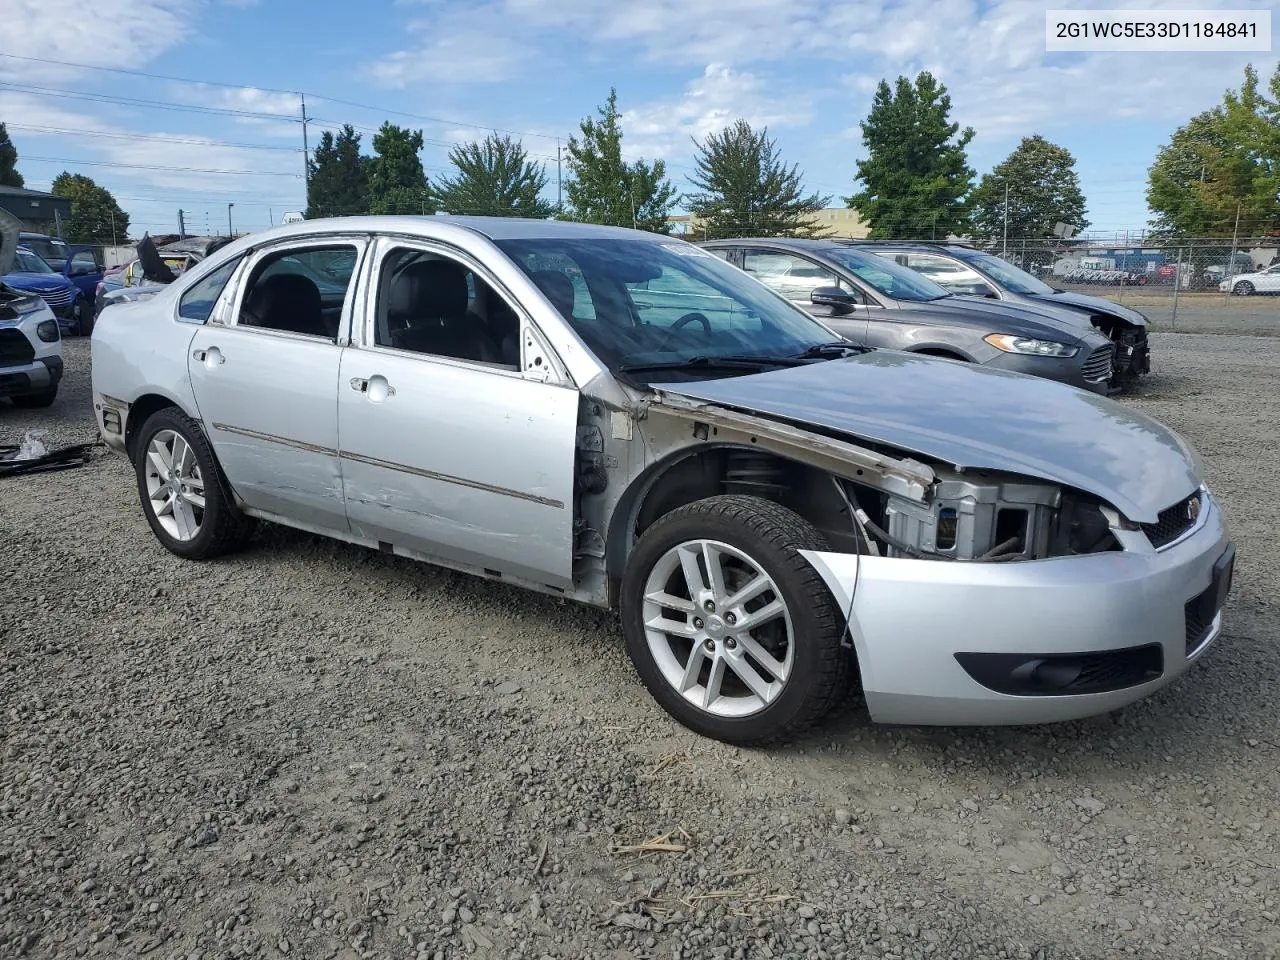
<box><xmin>337</xmin><ymin>449</ymin><xmax>564</xmax><ymax>509</ymax></box>
<box><xmin>210</xmin><ymin>421</ymin><xmax>339</xmax><ymax>457</ymax></box>
<box><xmin>208</xmin><ymin>422</ymin><xmax>564</xmax><ymax>509</ymax></box>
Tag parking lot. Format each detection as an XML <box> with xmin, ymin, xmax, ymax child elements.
<box><xmin>2</xmin><ymin>329</ymin><xmax>1278</xmax><ymax>960</ymax></box>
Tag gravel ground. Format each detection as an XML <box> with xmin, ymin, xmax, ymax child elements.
<box><xmin>2</xmin><ymin>335</ymin><xmax>1278</xmax><ymax>960</ymax></box>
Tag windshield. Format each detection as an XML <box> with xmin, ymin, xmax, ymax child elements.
<box><xmin>959</xmin><ymin>251</ymin><xmax>1056</xmax><ymax>295</ymax></box>
<box><xmin>494</xmin><ymin>237</ymin><xmax>841</xmax><ymax>373</ymax></box>
<box><xmin>820</xmin><ymin>247</ymin><xmax>950</xmax><ymax>302</ymax></box>
<box><xmin>13</xmin><ymin>250</ymin><xmax>56</xmax><ymax>274</ymax></box>
<box><xmin>22</xmin><ymin>238</ymin><xmax>70</xmax><ymax>266</ymax></box>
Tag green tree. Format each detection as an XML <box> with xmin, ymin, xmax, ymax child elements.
<box><xmin>1147</xmin><ymin>63</ymin><xmax>1280</xmax><ymax>238</ymax></box>
<box><xmin>684</xmin><ymin>119</ymin><xmax>830</xmax><ymax>239</ymax></box>
<box><xmin>306</xmin><ymin>124</ymin><xmax>369</xmax><ymax>219</ymax></box>
<box><xmin>969</xmin><ymin>136</ymin><xmax>1089</xmax><ymax>244</ymax></box>
<box><xmin>846</xmin><ymin>71</ymin><xmax>975</xmax><ymax>238</ymax></box>
<box><xmin>564</xmin><ymin>88</ymin><xmax>676</xmax><ymax>232</ymax></box>
<box><xmin>434</xmin><ymin>133</ymin><xmax>554</xmax><ymax>218</ymax></box>
<box><xmin>50</xmin><ymin>172</ymin><xmax>129</xmax><ymax>244</ymax></box>
<box><xmin>367</xmin><ymin>122</ymin><xmax>431</xmax><ymax>216</ymax></box>
<box><xmin>0</xmin><ymin>122</ymin><xmax>22</xmax><ymax>188</ymax></box>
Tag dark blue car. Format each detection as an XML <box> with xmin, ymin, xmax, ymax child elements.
<box><xmin>17</xmin><ymin>233</ymin><xmax>100</xmax><ymax>334</ymax></box>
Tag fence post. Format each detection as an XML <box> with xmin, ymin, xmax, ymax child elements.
<box><xmin>1171</xmin><ymin>247</ymin><xmax>1183</xmax><ymax>331</ymax></box>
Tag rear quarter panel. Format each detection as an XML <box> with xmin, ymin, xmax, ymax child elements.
<box><xmin>91</xmin><ymin>294</ymin><xmax>201</xmax><ymax>442</ymax></box>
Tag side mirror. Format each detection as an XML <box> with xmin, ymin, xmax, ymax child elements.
<box><xmin>810</xmin><ymin>285</ymin><xmax>858</xmax><ymax>315</ymax></box>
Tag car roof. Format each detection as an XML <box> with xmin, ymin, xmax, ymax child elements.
<box><xmin>234</xmin><ymin>215</ymin><xmax>664</xmax><ymax>246</ymax></box>
<box><xmin>699</xmin><ymin>237</ymin><xmax>864</xmax><ymax>254</ymax></box>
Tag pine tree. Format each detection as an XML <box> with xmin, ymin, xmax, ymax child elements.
<box><xmin>685</xmin><ymin>119</ymin><xmax>829</xmax><ymax>238</ymax></box>
<box><xmin>563</xmin><ymin>88</ymin><xmax>676</xmax><ymax>232</ymax></box>
<box><xmin>434</xmin><ymin>133</ymin><xmax>554</xmax><ymax>218</ymax></box>
<box><xmin>846</xmin><ymin>72</ymin><xmax>975</xmax><ymax>238</ymax></box>
<box><xmin>367</xmin><ymin>123</ymin><xmax>432</xmax><ymax>216</ymax></box>
<box><xmin>969</xmin><ymin>136</ymin><xmax>1089</xmax><ymax>243</ymax></box>
<box><xmin>306</xmin><ymin>124</ymin><xmax>369</xmax><ymax>219</ymax></box>
<box><xmin>0</xmin><ymin>122</ymin><xmax>23</xmax><ymax>188</ymax></box>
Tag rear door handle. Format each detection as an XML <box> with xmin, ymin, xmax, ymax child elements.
<box><xmin>193</xmin><ymin>346</ymin><xmax>224</xmax><ymax>365</ymax></box>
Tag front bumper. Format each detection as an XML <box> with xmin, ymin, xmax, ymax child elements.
<box><xmin>0</xmin><ymin>356</ymin><xmax>62</xmax><ymax>398</ymax></box>
<box><xmin>802</xmin><ymin>493</ymin><xmax>1232</xmax><ymax>726</ymax></box>
<box><xmin>982</xmin><ymin>345</ymin><xmax>1113</xmax><ymax>396</ymax></box>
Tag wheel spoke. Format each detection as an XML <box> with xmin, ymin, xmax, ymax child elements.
<box><xmin>677</xmin><ymin>543</ymin><xmax>708</xmax><ymax>598</ymax></box>
<box><xmin>644</xmin><ymin>589</ymin><xmax>696</xmax><ymax>613</ymax></box>
<box><xmin>147</xmin><ymin>448</ymin><xmax>170</xmax><ymax>481</ymax></box>
<box><xmin>726</xmin><ymin>653</ymin><xmax>775</xmax><ymax>704</ymax></box>
<box><xmin>155</xmin><ymin>493</ymin><xmax>175</xmax><ymax>517</ymax></box>
<box><xmin>172</xmin><ymin>435</ymin><xmax>191</xmax><ymax>476</ymax></box>
<box><xmin>702</xmin><ymin>542</ymin><xmax>728</xmax><ymax>600</ymax></box>
<box><xmin>172</xmin><ymin>497</ymin><xmax>196</xmax><ymax>540</ymax></box>
<box><xmin>735</xmin><ymin>598</ymin><xmax>786</xmax><ymax>632</ymax></box>
<box><xmin>723</xmin><ymin>573</ymin><xmax>771</xmax><ymax>610</ymax></box>
<box><xmin>703</xmin><ymin>655</ymin><xmax>726</xmax><ymax>709</ymax></box>
<box><xmin>678</xmin><ymin>645</ymin><xmax>708</xmax><ymax>692</ymax></box>
<box><xmin>645</xmin><ymin>615</ymin><xmax>698</xmax><ymax>639</ymax></box>
<box><xmin>183</xmin><ymin>490</ymin><xmax>206</xmax><ymax>511</ymax></box>
<box><xmin>735</xmin><ymin>633</ymin><xmax>788</xmax><ymax>682</ymax></box>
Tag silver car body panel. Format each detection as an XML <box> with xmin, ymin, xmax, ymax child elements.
<box><xmin>89</xmin><ymin>215</ymin><xmax>1230</xmax><ymax>731</ymax></box>
<box><xmin>650</xmin><ymin>351</ymin><xmax>1197</xmax><ymax>523</ymax></box>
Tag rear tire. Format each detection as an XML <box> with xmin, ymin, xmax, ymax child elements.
<box><xmin>76</xmin><ymin>297</ymin><xmax>95</xmax><ymax>336</ymax></box>
<box><xmin>134</xmin><ymin>407</ymin><xmax>255</xmax><ymax>560</ymax></box>
<box><xmin>1233</xmin><ymin>281</ymin><xmax>1254</xmax><ymax>296</ymax></box>
<box><xmin>12</xmin><ymin>387</ymin><xmax>57</xmax><ymax>408</ymax></box>
<box><xmin>620</xmin><ymin>495</ymin><xmax>854</xmax><ymax>746</ymax></box>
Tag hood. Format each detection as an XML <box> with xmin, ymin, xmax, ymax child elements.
<box><xmin>650</xmin><ymin>351</ymin><xmax>1199</xmax><ymax>523</ymax></box>
<box><xmin>879</xmin><ymin>297</ymin><xmax>1101</xmax><ymax>343</ymax></box>
<box><xmin>1035</xmin><ymin>290</ymin><xmax>1148</xmax><ymax>326</ymax></box>
<box><xmin>2</xmin><ymin>273</ymin><xmax>75</xmax><ymax>292</ymax></box>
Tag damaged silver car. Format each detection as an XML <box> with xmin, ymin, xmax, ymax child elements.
<box><xmin>90</xmin><ymin>217</ymin><xmax>1235</xmax><ymax>745</ymax></box>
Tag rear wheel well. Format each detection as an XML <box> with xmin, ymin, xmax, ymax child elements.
<box><xmin>124</xmin><ymin>394</ymin><xmax>180</xmax><ymax>460</ymax></box>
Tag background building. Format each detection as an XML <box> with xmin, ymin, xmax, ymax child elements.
<box><xmin>0</xmin><ymin>185</ymin><xmax>71</xmax><ymax>234</ymax></box>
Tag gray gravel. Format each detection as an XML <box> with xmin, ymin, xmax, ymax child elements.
<box><xmin>2</xmin><ymin>334</ymin><xmax>1278</xmax><ymax>960</ymax></box>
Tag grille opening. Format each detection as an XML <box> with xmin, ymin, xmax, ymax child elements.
<box><xmin>1082</xmin><ymin>344</ymin><xmax>1115</xmax><ymax>382</ymax></box>
<box><xmin>936</xmin><ymin>507</ymin><xmax>958</xmax><ymax>550</ymax></box>
<box><xmin>0</xmin><ymin>329</ymin><xmax>36</xmax><ymax>366</ymax></box>
<box><xmin>995</xmin><ymin>508</ymin><xmax>1028</xmax><ymax>553</ymax></box>
<box><xmin>1140</xmin><ymin>491</ymin><xmax>1201</xmax><ymax>549</ymax></box>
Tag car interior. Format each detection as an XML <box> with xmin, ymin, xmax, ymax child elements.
<box><xmin>237</xmin><ymin>246</ymin><xmax>356</xmax><ymax>341</ymax></box>
<box><xmin>373</xmin><ymin>249</ymin><xmax>521</xmax><ymax>369</ymax></box>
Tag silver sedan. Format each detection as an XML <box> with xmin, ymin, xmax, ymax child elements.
<box><xmin>90</xmin><ymin>216</ymin><xmax>1235</xmax><ymax>745</ymax></box>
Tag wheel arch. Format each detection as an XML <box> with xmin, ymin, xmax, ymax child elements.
<box><xmin>123</xmin><ymin>390</ymin><xmax>198</xmax><ymax>460</ymax></box>
<box><xmin>604</xmin><ymin>444</ymin><xmax>860</xmax><ymax>605</ymax></box>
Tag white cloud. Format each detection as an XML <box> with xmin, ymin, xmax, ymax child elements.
<box><xmin>622</xmin><ymin>65</ymin><xmax>813</xmax><ymax>161</ymax></box>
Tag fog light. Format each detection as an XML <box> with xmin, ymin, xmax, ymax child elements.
<box><xmin>37</xmin><ymin>319</ymin><xmax>60</xmax><ymax>342</ymax></box>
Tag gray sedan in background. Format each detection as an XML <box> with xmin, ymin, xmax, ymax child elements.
<box><xmin>700</xmin><ymin>238</ymin><xmax>1118</xmax><ymax>394</ymax></box>
<box><xmin>853</xmin><ymin>240</ymin><xmax>1151</xmax><ymax>385</ymax></box>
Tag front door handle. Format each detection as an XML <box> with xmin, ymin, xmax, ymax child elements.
<box><xmin>350</xmin><ymin>377</ymin><xmax>368</xmax><ymax>393</ymax></box>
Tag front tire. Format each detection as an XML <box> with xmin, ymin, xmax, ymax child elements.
<box><xmin>1233</xmin><ymin>281</ymin><xmax>1254</xmax><ymax>296</ymax></box>
<box><xmin>134</xmin><ymin>407</ymin><xmax>254</xmax><ymax>559</ymax></box>
<box><xmin>620</xmin><ymin>495</ymin><xmax>853</xmax><ymax>745</ymax></box>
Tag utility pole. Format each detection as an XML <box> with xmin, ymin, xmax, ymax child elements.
<box><xmin>300</xmin><ymin>92</ymin><xmax>310</xmax><ymax>196</ymax></box>
<box><xmin>1227</xmin><ymin>200</ymin><xmax>1242</xmax><ymax>293</ymax></box>
<box><xmin>1002</xmin><ymin>182</ymin><xmax>1009</xmax><ymax>257</ymax></box>
<box><xmin>227</xmin><ymin>202</ymin><xmax>234</xmax><ymax>238</ymax></box>
<box><xmin>556</xmin><ymin>139</ymin><xmax>562</xmax><ymax>214</ymax></box>
<box><xmin>269</xmin><ymin>208</ymin><xmax>274</xmax><ymax>227</ymax></box>
<box><xmin>110</xmin><ymin>209</ymin><xmax>117</xmax><ymax>246</ymax></box>
<box><xmin>178</xmin><ymin>209</ymin><xmax>186</xmax><ymax>239</ymax></box>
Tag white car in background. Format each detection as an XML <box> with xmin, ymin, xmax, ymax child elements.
<box><xmin>1220</xmin><ymin>263</ymin><xmax>1280</xmax><ymax>296</ymax></box>
<box><xmin>0</xmin><ymin>211</ymin><xmax>63</xmax><ymax>408</ymax></box>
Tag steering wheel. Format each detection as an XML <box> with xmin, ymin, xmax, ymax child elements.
<box><xmin>654</xmin><ymin>311</ymin><xmax>712</xmax><ymax>352</ymax></box>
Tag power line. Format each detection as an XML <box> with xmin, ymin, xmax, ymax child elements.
<box><xmin>6</xmin><ymin>123</ymin><xmax>302</xmax><ymax>152</ymax></box>
<box><xmin>20</xmin><ymin>155</ymin><xmax>302</xmax><ymax>177</ymax></box>
<box><xmin>0</xmin><ymin>81</ymin><xmax>302</xmax><ymax>122</ymax></box>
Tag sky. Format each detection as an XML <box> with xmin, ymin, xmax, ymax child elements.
<box><xmin>2</xmin><ymin>0</ymin><xmax>1276</xmax><ymax>241</ymax></box>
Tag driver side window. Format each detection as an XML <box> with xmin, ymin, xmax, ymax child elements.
<box><xmin>237</xmin><ymin>245</ymin><xmax>357</xmax><ymax>342</ymax></box>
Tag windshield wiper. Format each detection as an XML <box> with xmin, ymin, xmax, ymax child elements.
<box><xmin>618</xmin><ymin>355</ymin><xmax>803</xmax><ymax>374</ymax></box>
<box><xmin>791</xmin><ymin>341</ymin><xmax>870</xmax><ymax>358</ymax></box>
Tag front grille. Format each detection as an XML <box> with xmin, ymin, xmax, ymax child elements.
<box><xmin>1081</xmin><ymin>344</ymin><xmax>1114</xmax><ymax>382</ymax></box>
<box><xmin>1140</xmin><ymin>491</ymin><xmax>1202</xmax><ymax>549</ymax></box>
<box><xmin>0</xmin><ymin>329</ymin><xmax>36</xmax><ymax>366</ymax></box>
<box><xmin>38</xmin><ymin>287</ymin><xmax>73</xmax><ymax>309</ymax></box>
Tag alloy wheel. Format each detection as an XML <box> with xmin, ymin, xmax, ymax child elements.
<box><xmin>143</xmin><ymin>429</ymin><xmax>206</xmax><ymax>541</ymax></box>
<box><xmin>641</xmin><ymin>538</ymin><xmax>794</xmax><ymax>718</ymax></box>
